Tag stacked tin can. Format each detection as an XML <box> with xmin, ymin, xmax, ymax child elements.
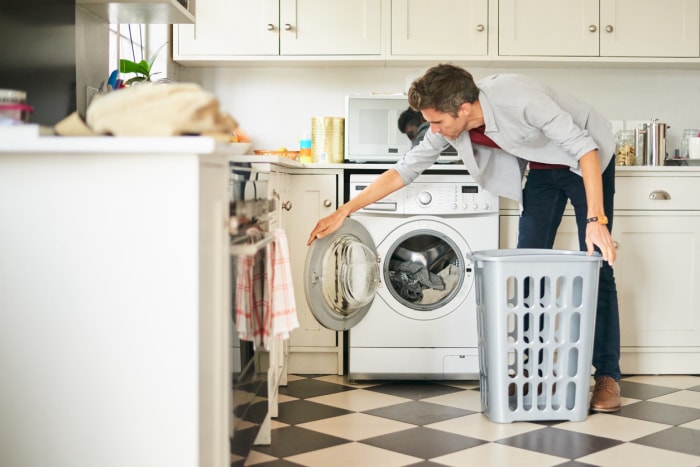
<box><xmin>311</xmin><ymin>117</ymin><xmax>345</xmax><ymax>163</ymax></box>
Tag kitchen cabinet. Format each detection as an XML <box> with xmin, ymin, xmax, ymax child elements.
<box><xmin>0</xmin><ymin>138</ymin><xmax>231</xmax><ymax>467</ymax></box>
<box><xmin>285</xmin><ymin>170</ymin><xmax>344</xmax><ymax>374</ymax></box>
<box><xmin>499</xmin><ymin>169</ymin><xmax>700</xmax><ymax>374</ymax></box>
<box><xmin>174</xmin><ymin>0</ymin><xmax>382</xmax><ymax>60</ymax></box>
<box><xmin>390</xmin><ymin>0</ymin><xmax>488</xmax><ymax>57</ymax></box>
<box><xmin>499</xmin><ymin>0</ymin><xmax>700</xmax><ymax>57</ymax></box>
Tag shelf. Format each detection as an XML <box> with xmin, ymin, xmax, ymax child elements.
<box><xmin>77</xmin><ymin>0</ymin><xmax>194</xmax><ymax>24</ymax></box>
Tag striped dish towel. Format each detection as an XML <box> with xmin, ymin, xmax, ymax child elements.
<box><xmin>234</xmin><ymin>229</ymin><xmax>265</xmax><ymax>347</ymax></box>
<box><xmin>262</xmin><ymin>228</ymin><xmax>299</xmax><ymax>348</ymax></box>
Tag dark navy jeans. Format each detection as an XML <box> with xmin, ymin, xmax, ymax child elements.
<box><xmin>517</xmin><ymin>158</ymin><xmax>621</xmax><ymax>381</ymax></box>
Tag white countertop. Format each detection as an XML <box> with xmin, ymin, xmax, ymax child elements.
<box><xmin>2</xmin><ymin>135</ymin><xmax>699</xmax><ymax>174</ymax></box>
<box><xmin>0</xmin><ymin>135</ymin><xmax>227</xmax><ymax>155</ymax></box>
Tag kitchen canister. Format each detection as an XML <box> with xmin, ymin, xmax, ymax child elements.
<box><xmin>615</xmin><ymin>130</ymin><xmax>636</xmax><ymax>166</ymax></box>
<box><xmin>681</xmin><ymin>129</ymin><xmax>700</xmax><ymax>158</ymax></box>
<box><xmin>311</xmin><ymin>117</ymin><xmax>345</xmax><ymax>163</ymax></box>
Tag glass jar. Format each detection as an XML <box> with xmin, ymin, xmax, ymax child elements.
<box><xmin>680</xmin><ymin>129</ymin><xmax>699</xmax><ymax>159</ymax></box>
<box><xmin>615</xmin><ymin>130</ymin><xmax>636</xmax><ymax>166</ymax></box>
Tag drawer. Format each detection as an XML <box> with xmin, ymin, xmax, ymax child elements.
<box><xmin>615</xmin><ymin>176</ymin><xmax>700</xmax><ymax>211</ymax></box>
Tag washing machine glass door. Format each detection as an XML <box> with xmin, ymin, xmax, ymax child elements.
<box><xmin>304</xmin><ymin>218</ymin><xmax>380</xmax><ymax>331</ymax></box>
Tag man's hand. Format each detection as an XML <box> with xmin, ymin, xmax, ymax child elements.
<box><xmin>585</xmin><ymin>223</ymin><xmax>616</xmax><ymax>266</ymax></box>
<box><xmin>307</xmin><ymin>208</ymin><xmax>349</xmax><ymax>246</ymax></box>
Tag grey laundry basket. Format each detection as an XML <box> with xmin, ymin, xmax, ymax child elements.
<box><xmin>469</xmin><ymin>249</ymin><xmax>603</xmax><ymax>423</ymax></box>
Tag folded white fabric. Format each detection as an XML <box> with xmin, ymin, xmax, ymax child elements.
<box><xmin>85</xmin><ymin>82</ymin><xmax>236</xmax><ymax>137</ymax></box>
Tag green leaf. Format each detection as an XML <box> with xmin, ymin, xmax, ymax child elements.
<box><xmin>147</xmin><ymin>42</ymin><xmax>168</xmax><ymax>70</ymax></box>
<box><xmin>119</xmin><ymin>59</ymin><xmax>150</xmax><ymax>76</ymax></box>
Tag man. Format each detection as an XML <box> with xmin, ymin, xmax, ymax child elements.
<box><xmin>398</xmin><ymin>107</ymin><xmax>430</xmax><ymax>147</ymax></box>
<box><xmin>308</xmin><ymin>63</ymin><xmax>621</xmax><ymax>412</ymax></box>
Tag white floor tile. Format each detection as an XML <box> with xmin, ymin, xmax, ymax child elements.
<box><xmin>270</xmin><ymin>419</ymin><xmax>288</xmax><ymax>430</ymax></box>
<box><xmin>307</xmin><ymin>388</ymin><xmax>411</xmax><ymax>412</ymax></box>
<box><xmin>431</xmin><ymin>442</ymin><xmax>567</xmax><ymax>467</ymax></box>
<box><xmin>623</xmin><ymin>375</ymin><xmax>700</xmax><ymax>389</ymax></box>
<box><xmin>286</xmin><ymin>442</ymin><xmax>422</xmax><ymax>467</ymax></box>
<box><xmin>649</xmin><ymin>389</ymin><xmax>700</xmax><ymax>409</ymax></box>
<box><xmin>277</xmin><ymin>393</ymin><xmax>297</xmax><ymax>404</ymax></box>
<box><xmin>243</xmin><ymin>449</ymin><xmax>278</xmax><ymax>466</ymax></box>
<box><xmin>577</xmin><ymin>442</ymin><xmax>700</xmax><ymax>467</ymax></box>
<box><xmin>422</xmin><ymin>389</ymin><xmax>483</xmax><ymax>411</ymax></box>
<box><xmin>298</xmin><ymin>413</ymin><xmax>414</xmax><ymax>441</ymax></box>
<box><xmin>556</xmin><ymin>413</ymin><xmax>670</xmax><ymax>441</ymax></box>
<box><xmin>426</xmin><ymin>413</ymin><xmax>544</xmax><ymax>441</ymax></box>
<box><xmin>679</xmin><ymin>418</ymin><xmax>700</xmax><ymax>430</ymax></box>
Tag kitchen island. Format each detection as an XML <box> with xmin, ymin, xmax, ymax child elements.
<box><xmin>0</xmin><ymin>136</ymin><xmax>231</xmax><ymax>467</ymax></box>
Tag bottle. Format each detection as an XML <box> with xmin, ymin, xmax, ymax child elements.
<box><xmin>299</xmin><ymin>135</ymin><xmax>313</xmax><ymax>164</ymax></box>
<box><xmin>615</xmin><ymin>130</ymin><xmax>636</xmax><ymax>166</ymax></box>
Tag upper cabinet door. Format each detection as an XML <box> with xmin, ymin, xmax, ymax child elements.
<box><xmin>499</xmin><ymin>0</ymin><xmax>600</xmax><ymax>56</ymax></box>
<box><xmin>279</xmin><ymin>0</ymin><xmax>382</xmax><ymax>55</ymax></box>
<box><xmin>175</xmin><ymin>0</ymin><xmax>279</xmax><ymax>56</ymax></box>
<box><xmin>391</xmin><ymin>0</ymin><xmax>488</xmax><ymax>56</ymax></box>
<box><xmin>600</xmin><ymin>0</ymin><xmax>700</xmax><ymax>57</ymax></box>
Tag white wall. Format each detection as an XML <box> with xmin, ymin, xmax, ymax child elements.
<box><xmin>177</xmin><ymin>64</ymin><xmax>700</xmax><ymax>154</ymax></box>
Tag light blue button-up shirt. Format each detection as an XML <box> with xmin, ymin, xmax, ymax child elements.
<box><xmin>393</xmin><ymin>73</ymin><xmax>616</xmax><ymax>203</ymax></box>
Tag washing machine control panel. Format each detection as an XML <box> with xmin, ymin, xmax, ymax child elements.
<box><xmin>350</xmin><ymin>173</ymin><xmax>499</xmax><ymax>215</ymax></box>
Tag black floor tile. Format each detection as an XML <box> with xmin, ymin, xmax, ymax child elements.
<box><xmin>633</xmin><ymin>426</ymin><xmax>700</xmax><ymax>457</ymax></box>
<box><xmin>363</xmin><ymin>381</ymin><xmax>465</xmax><ymax>400</ymax></box>
<box><xmin>240</xmin><ymin>459</ymin><xmax>306</xmax><ymax>467</ymax></box>
<box><xmin>405</xmin><ymin>461</ymin><xmax>452</xmax><ymax>467</ymax></box>
<box><xmin>497</xmin><ymin>427</ymin><xmax>622</xmax><ymax>459</ymax></box>
<box><xmin>278</xmin><ymin>378</ymin><xmax>355</xmax><ymax>399</ymax></box>
<box><xmin>361</xmin><ymin>426</ymin><xmax>487</xmax><ymax>459</ymax></box>
<box><xmin>615</xmin><ymin>400</ymin><xmax>700</xmax><ymax>426</ymax></box>
<box><xmin>252</xmin><ymin>426</ymin><xmax>350</xmax><ymax>458</ymax></box>
<box><xmin>553</xmin><ymin>461</ymin><xmax>601</xmax><ymax>467</ymax></box>
<box><xmin>276</xmin><ymin>399</ymin><xmax>353</xmax><ymax>425</ymax></box>
<box><xmin>618</xmin><ymin>380</ymin><xmax>679</xmax><ymax>400</ymax></box>
<box><xmin>364</xmin><ymin>400</ymin><xmax>474</xmax><ymax>425</ymax></box>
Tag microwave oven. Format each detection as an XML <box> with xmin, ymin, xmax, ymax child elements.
<box><xmin>344</xmin><ymin>94</ymin><xmax>460</xmax><ymax>163</ymax></box>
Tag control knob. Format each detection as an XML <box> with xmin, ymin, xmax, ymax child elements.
<box><xmin>416</xmin><ymin>191</ymin><xmax>432</xmax><ymax>206</ymax></box>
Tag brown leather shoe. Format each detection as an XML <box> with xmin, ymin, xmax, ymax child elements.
<box><xmin>590</xmin><ymin>376</ymin><xmax>621</xmax><ymax>412</ymax></box>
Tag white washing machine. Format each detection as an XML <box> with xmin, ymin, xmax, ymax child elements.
<box><xmin>305</xmin><ymin>173</ymin><xmax>499</xmax><ymax>380</ymax></box>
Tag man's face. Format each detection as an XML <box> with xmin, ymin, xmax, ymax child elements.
<box><xmin>421</xmin><ymin>106</ymin><xmax>469</xmax><ymax>140</ymax></box>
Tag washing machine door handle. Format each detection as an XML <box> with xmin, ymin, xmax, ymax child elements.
<box><xmin>304</xmin><ymin>218</ymin><xmax>380</xmax><ymax>331</ymax></box>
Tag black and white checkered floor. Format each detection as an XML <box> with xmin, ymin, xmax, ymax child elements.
<box><xmin>240</xmin><ymin>374</ymin><xmax>700</xmax><ymax>466</ymax></box>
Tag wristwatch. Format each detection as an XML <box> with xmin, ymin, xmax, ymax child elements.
<box><xmin>586</xmin><ymin>214</ymin><xmax>608</xmax><ymax>225</ymax></box>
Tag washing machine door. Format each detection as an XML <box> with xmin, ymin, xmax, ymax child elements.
<box><xmin>304</xmin><ymin>218</ymin><xmax>380</xmax><ymax>331</ymax></box>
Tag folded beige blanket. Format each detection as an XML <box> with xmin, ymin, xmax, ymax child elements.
<box><xmin>79</xmin><ymin>82</ymin><xmax>236</xmax><ymax>137</ymax></box>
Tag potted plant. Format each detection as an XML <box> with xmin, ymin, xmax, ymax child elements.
<box><xmin>118</xmin><ymin>42</ymin><xmax>168</xmax><ymax>85</ymax></box>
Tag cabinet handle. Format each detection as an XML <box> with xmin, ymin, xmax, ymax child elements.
<box><xmin>323</xmin><ymin>199</ymin><xmax>332</xmax><ymax>208</ymax></box>
<box><xmin>476</xmin><ymin>24</ymin><xmax>485</xmax><ymax>32</ymax></box>
<box><xmin>614</xmin><ymin>241</ymin><xmax>619</xmax><ymax>250</ymax></box>
<box><xmin>266</xmin><ymin>23</ymin><xmax>276</xmax><ymax>31</ymax></box>
<box><xmin>282</xmin><ymin>201</ymin><xmax>292</xmax><ymax>211</ymax></box>
<box><xmin>605</xmin><ymin>25</ymin><xmax>614</xmax><ymax>33</ymax></box>
<box><xmin>588</xmin><ymin>25</ymin><xmax>597</xmax><ymax>32</ymax></box>
<box><xmin>649</xmin><ymin>190</ymin><xmax>671</xmax><ymax>200</ymax></box>
<box><xmin>283</xmin><ymin>23</ymin><xmax>293</xmax><ymax>31</ymax></box>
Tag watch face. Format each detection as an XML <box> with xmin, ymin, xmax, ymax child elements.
<box><xmin>598</xmin><ymin>215</ymin><xmax>609</xmax><ymax>224</ymax></box>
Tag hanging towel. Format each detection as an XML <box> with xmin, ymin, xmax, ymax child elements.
<box><xmin>262</xmin><ymin>228</ymin><xmax>299</xmax><ymax>348</ymax></box>
<box><xmin>234</xmin><ymin>228</ymin><xmax>265</xmax><ymax>347</ymax></box>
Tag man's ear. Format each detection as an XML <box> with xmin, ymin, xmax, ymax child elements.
<box><xmin>457</xmin><ymin>102</ymin><xmax>472</xmax><ymax>117</ymax></box>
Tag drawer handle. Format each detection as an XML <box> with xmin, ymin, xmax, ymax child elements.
<box><xmin>282</xmin><ymin>201</ymin><xmax>292</xmax><ymax>211</ymax></box>
<box><xmin>649</xmin><ymin>190</ymin><xmax>671</xmax><ymax>200</ymax></box>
